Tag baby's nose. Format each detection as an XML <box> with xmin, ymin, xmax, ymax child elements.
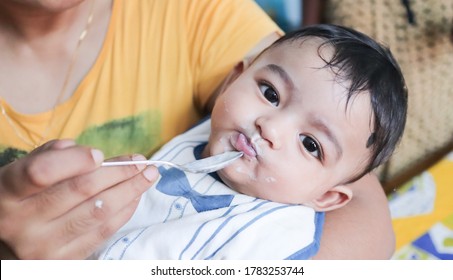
<box><xmin>255</xmin><ymin>116</ymin><xmax>284</xmax><ymax>150</ymax></box>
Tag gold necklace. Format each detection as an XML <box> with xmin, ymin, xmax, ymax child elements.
<box><xmin>0</xmin><ymin>0</ymin><xmax>95</xmax><ymax>149</ymax></box>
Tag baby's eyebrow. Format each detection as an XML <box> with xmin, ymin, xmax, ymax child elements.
<box><xmin>265</xmin><ymin>64</ymin><xmax>295</xmax><ymax>90</ymax></box>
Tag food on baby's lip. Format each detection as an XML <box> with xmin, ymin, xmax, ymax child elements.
<box><xmin>233</xmin><ymin>133</ymin><xmax>257</xmax><ymax>157</ymax></box>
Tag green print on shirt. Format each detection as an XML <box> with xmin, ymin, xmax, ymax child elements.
<box><xmin>0</xmin><ymin>111</ymin><xmax>161</xmax><ymax>167</ymax></box>
<box><xmin>76</xmin><ymin>112</ymin><xmax>162</xmax><ymax>159</ymax></box>
<box><xmin>0</xmin><ymin>145</ymin><xmax>27</xmax><ymax>167</ymax></box>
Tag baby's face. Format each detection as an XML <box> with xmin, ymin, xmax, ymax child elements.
<box><xmin>205</xmin><ymin>39</ymin><xmax>373</xmax><ymax>205</ymax></box>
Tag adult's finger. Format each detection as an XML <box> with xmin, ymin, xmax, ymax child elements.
<box><xmin>38</xmin><ymin>166</ymin><xmax>158</xmax><ymax>259</ymax></box>
<box><xmin>2</xmin><ymin>164</ymin><xmax>158</xmax><ymax>260</ymax></box>
<box><xmin>31</xmin><ymin>154</ymin><xmax>150</xmax><ymax>220</ymax></box>
<box><xmin>57</xmin><ymin>201</ymin><xmax>141</xmax><ymax>259</ymax></box>
<box><xmin>0</xmin><ymin>144</ymin><xmax>104</xmax><ymax>198</ymax></box>
<box><xmin>54</xmin><ymin>165</ymin><xmax>158</xmax><ymax>240</ymax></box>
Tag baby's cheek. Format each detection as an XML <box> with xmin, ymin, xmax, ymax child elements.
<box><xmin>215</xmin><ymin>138</ymin><xmax>230</xmax><ymax>152</ymax></box>
<box><xmin>264</xmin><ymin>176</ymin><xmax>277</xmax><ymax>183</ymax></box>
<box><xmin>233</xmin><ymin>166</ymin><xmax>258</xmax><ymax>181</ymax></box>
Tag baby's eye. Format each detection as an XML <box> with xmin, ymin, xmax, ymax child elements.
<box><xmin>300</xmin><ymin>134</ymin><xmax>322</xmax><ymax>160</ymax></box>
<box><xmin>259</xmin><ymin>83</ymin><xmax>279</xmax><ymax>106</ymax></box>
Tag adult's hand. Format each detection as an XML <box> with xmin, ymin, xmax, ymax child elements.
<box><xmin>0</xmin><ymin>140</ymin><xmax>158</xmax><ymax>259</ymax></box>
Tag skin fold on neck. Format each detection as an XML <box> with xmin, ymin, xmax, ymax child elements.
<box><xmin>0</xmin><ymin>0</ymin><xmax>112</xmax><ymax>114</ymax></box>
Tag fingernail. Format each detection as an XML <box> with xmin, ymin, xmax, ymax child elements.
<box><xmin>132</xmin><ymin>154</ymin><xmax>147</xmax><ymax>171</ymax></box>
<box><xmin>142</xmin><ymin>167</ymin><xmax>159</xmax><ymax>182</ymax></box>
<box><xmin>91</xmin><ymin>149</ymin><xmax>104</xmax><ymax>165</ymax></box>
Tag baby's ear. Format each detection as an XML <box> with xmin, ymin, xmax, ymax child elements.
<box><xmin>205</xmin><ymin>59</ymin><xmax>250</xmax><ymax>112</ymax></box>
<box><xmin>305</xmin><ymin>185</ymin><xmax>353</xmax><ymax>212</ymax></box>
<box><xmin>226</xmin><ymin>57</ymin><xmax>254</xmax><ymax>85</ymax></box>
<box><xmin>229</xmin><ymin>58</ymin><xmax>251</xmax><ymax>81</ymax></box>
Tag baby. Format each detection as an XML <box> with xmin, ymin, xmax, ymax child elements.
<box><xmin>94</xmin><ymin>24</ymin><xmax>407</xmax><ymax>260</ymax></box>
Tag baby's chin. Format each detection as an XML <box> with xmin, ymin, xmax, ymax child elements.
<box><xmin>217</xmin><ymin>168</ymin><xmax>262</xmax><ymax>196</ymax></box>
<box><xmin>217</xmin><ymin>168</ymin><xmax>245</xmax><ymax>191</ymax></box>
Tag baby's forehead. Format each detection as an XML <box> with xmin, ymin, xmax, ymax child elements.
<box><xmin>267</xmin><ymin>36</ymin><xmax>332</xmax><ymax>54</ymax></box>
<box><xmin>258</xmin><ymin>38</ymin><xmax>338</xmax><ymax>75</ymax></box>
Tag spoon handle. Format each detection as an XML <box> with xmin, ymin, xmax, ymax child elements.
<box><xmin>101</xmin><ymin>160</ymin><xmax>163</xmax><ymax>167</ymax></box>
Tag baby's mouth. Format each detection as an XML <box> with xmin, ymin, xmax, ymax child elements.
<box><xmin>232</xmin><ymin>133</ymin><xmax>257</xmax><ymax>157</ymax></box>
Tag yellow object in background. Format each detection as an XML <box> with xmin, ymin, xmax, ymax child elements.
<box><xmin>388</xmin><ymin>151</ymin><xmax>453</xmax><ymax>259</ymax></box>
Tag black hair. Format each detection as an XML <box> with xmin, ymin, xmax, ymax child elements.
<box><xmin>265</xmin><ymin>24</ymin><xmax>408</xmax><ymax>182</ymax></box>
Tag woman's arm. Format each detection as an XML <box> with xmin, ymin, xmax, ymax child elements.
<box><xmin>313</xmin><ymin>173</ymin><xmax>395</xmax><ymax>259</ymax></box>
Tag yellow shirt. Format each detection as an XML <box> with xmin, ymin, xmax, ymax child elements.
<box><xmin>0</xmin><ymin>0</ymin><xmax>280</xmax><ymax>165</ymax></box>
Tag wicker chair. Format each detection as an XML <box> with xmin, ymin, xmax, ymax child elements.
<box><xmin>322</xmin><ymin>0</ymin><xmax>453</xmax><ymax>192</ymax></box>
